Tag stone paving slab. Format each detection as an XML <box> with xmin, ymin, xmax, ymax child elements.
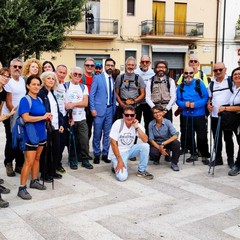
<box><xmin>0</xmin><ymin>122</ymin><xmax>240</xmax><ymax>240</ymax></box>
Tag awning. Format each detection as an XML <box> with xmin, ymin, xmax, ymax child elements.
<box><xmin>152</xmin><ymin>45</ymin><xmax>188</xmax><ymax>53</ymax></box>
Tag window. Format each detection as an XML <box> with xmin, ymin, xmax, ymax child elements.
<box><xmin>125</xmin><ymin>50</ymin><xmax>136</xmax><ymax>60</ymax></box>
<box><xmin>127</xmin><ymin>0</ymin><xmax>135</xmax><ymax>16</ymax></box>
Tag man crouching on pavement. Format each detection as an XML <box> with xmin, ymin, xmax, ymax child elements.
<box><xmin>108</xmin><ymin>105</ymin><xmax>153</xmax><ymax>181</ymax></box>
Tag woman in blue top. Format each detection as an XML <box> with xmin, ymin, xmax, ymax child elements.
<box><xmin>17</xmin><ymin>75</ymin><xmax>52</xmax><ymax>200</ymax></box>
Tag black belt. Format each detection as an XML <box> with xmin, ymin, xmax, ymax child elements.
<box><xmin>107</xmin><ymin>104</ymin><xmax>112</xmax><ymax>108</ymax></box>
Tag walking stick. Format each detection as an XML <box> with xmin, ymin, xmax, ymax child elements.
<box><xmin>191</xmin><ymin>110</ymin><xmax>196</xmax><ymax>166</ymax></box>
<box><xmin>183</xmin><ymin>108</ymin><xmax>189</xmax><ymax>164</ymax></box>
<box><xmin>209</xmin><ymin>116</ymin><xmax>221</xmax><ymax>175</ymax></box>
<box><xmin>67</xmin><ymin>109</ymin><xmax>78</xmax><ymax>167</ymax></box>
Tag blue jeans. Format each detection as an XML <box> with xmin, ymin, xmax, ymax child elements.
<box><xmin>111</xmin><ymin>143</ymin><xmax>150</xmax><ymax>181</ymax></box>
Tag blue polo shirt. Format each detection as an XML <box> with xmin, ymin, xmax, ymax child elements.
<box><xmin>148</xmin><ymin>118</ymin><xmax>178</xmax><ymax>144</ymax></box>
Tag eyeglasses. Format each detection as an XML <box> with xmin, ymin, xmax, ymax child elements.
<box><xmin>213</xmin><ymin>68</ymin><xmax>224</xmax><ymax>73</ymax></box>
<box><xmin>124</xmin><ymin>113</ymin><xmax>135</xmax><ymax>118</ymax></box>
<box><xmin>184</xmin><ymin>72</ymin><xmax>193</xmax><ymax>75</ymax></box>
<box><xmin>73</xmin><ymin>73</ymin><xmax>82</xmax><ymax>77</ymax></box>
<box><xmin>105</xmin><ymin>64</ymin><xmax>114</xmax><ymax>67</ymax></box>
<box><xmin>12</xmin><ymin>65</ymin><xmax>22</xmax><ymax>69</ymax></box>
<box><xmin>141</xmin><ymin>61</ymin><xmax>150</xmax><ymax>64</ymax></box>
<box><xmin>189</xmin><ymin>60</ymin><xmax>198</xmax><ymax>63</ymax></box>
<box><xmin>0</xmin><ymin>74</ymin><xmax>10</xmax><ymax>79</ymax></box>
<box><xmin>233</xmin><ymin>72</ymin><xmax>240</xmax><ymax>77</ymax></box>
<box><xmin>85</xmin><ymin>64</ymin><xmax>95</xmax><ymax>68</ymax></box>
<box><xmin>153</xmin><ymin>111</ymin><xmax>161</xmax><ymax>115</ymax></box>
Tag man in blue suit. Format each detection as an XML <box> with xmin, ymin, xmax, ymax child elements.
<box><xmin>90</xmin><ymin>58</ymin><xmax>117</xmax><ymax>164</ymax></box>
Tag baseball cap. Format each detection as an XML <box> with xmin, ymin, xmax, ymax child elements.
<box><xmin>95</xmin><ymin>62</ymin><xmax>102</xmax><ymax>68</ymax></box>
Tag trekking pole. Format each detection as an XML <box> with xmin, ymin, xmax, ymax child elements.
<box><xmin>209</xmin><ymin>116</ymin><xmax>221</xmax><ymax>175</ymax></box>
<box><xmin>183</xmin><ymin>108</ymin><xmax>189</xmax><ymax>164</ymax></box>
<box><xmin>191</xmin><ymin>109</ymin><xmax>196</xmax><ymax>166</ymax></box>
<box><xmin>46</xmin><ymin>120</ymin><xmax>54</xmax><ymax>190</ymax></box>
<box><xmin>67</xmin><ymin>109</ymin><xmax>78</xmax><ymax>167</ymax></box>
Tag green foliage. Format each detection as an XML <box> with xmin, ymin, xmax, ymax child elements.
<box><xmin>0</xmin><ymin>0</ymin><xmax>86</xmax><ymax>66</ymax></box>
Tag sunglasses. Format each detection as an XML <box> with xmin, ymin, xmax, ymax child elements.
<box><xmin>85</xmin><ymin>64</ymin><xmax>95</xmax><ymax>68</ymax></box>
<box><xmin>73</xmin><ymin>73</ymin><xmax>82</xmax><ymax>77</ymax></box>
<box><xmin>153</xmin><ymin>111</ymin><xmax>161</xmax><ymax>115</ymax></box>
<box><xmin>12</xmin><ymin>65</ymin><xmax>22</xmax><ymax>69</ymax></box>
<box><xmin>141</xmin><ymin>61</ymin><xmax>150</xmax><ymax>64</ymax></box>
<box><xmin>184</xmin><ymin>72</ymin><xmax>193</xmax><ymax>75</ymax></box>
<box><xmin>0</xmin><ymin>74</ymin><xmax>10</xmax><ymax>79</ymax></box>
<box><xmin>189</xmin><ymin>60</ymin><xmax>198</xmax><ymax>63</ymax></box>
<box><xmin>124</xmin><ymin>113</ymin><xmax>135</xmax><ymax>118</ymax></box>
<box><xmin>213</xmin><ymin>68</ymin><xmax>224</xmax><ymax>73</ymax></box>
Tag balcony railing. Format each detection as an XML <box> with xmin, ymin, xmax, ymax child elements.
<box><xmin>66</xmin><ymin>18</ymin><xmax>118</xmax><ymax>36</ymax></box>
<box><xmin>140</xmin><ymin>20</ymin><xmax>204</xmax><ymax>37</ymax></box>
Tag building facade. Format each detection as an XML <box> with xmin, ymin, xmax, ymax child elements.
<box><xmin>41</xmin><ymin>0</ymin><xmax>231</xmax><ymax>79</ymax></box>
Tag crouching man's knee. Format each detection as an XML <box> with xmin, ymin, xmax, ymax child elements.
<box><xmin>115</xmin><ymin>169</ymin><xmax>128</xmax><ymax>182</ymax></box>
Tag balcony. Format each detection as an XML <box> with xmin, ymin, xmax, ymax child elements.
<box><xmin>65</xmin><ymin>18</ymin><xmax>118</xmax><ymax>40</ymax></box>
<box><xmin>235</xmin><ymin>27</ymin><xmax>240</xmax><ymax>41</ymax></box>
<box><xmin>140</xmin><ymin>20</ymin><xmax>204</xmax><ymax>42</ymax></box>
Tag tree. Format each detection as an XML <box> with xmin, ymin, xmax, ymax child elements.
<box><xmin>0</xmin><ymin>0</ymin><xmax>86</xmax><ymax>66</ymax></box>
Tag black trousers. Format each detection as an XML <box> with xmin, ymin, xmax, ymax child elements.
<box><xmin>150</xmin><ymin>140</ymin><xmax>180</xmax><ymax>164</ymax></box>
<box><xmin>182</xmin><ymin>115</ymin><xmax>210</xmax><ymax>158</ymax></box>
<box><xmin>139</xmin><ymin>103</ymin><xmax>153</xmax><ymax>136</ymax></box>
<box><xmin>40</xmin><ymin>129</ymin><xmax>61</xmax><ymax>177</ymax></box>
<box><xmin>211</xmin><ymin>117</ymin><xmax>234</xmax><ymax>159</ymax></box>
<box><xmin>3</xmin><ymin>118</ymin><xmax>24</xmax><ymax>167</ymax></box>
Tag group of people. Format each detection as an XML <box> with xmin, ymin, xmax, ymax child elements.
<box><xmin>0</xmin><ymin>54</ymin><xmax>240</xmax><ymax>207</ymax></box>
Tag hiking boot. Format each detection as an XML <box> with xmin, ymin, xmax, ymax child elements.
<box><xmin>0</xmin><ymin>185</ymin><xmax>10</xmax><ymax>194</ymax></box>
<box><xmin>17</xmin><ymin>186</ymin><xmax>32</xmax><ymax>200</ymax></box>
<box><xmin>136</xmin><ymin>170</ymin><xmax>154</xmax><ymax>180</ymax></box>
<box><xmin>53</xmin><ymin>173</ymin><xmax>62</xmax><ymax>179</ymax></box>
<box><xmin>227</xmin><ymin>158</ymin><xmax>234</xmax><ymax>169</ymax></box>
<box><xmin>82</xmin><ymin>159</ymin><xmax>93</xmax><ymax>169</ymax></box>
<box><xmin>171</xmin><ymin>163</ymin><xmax>180</xmax><ymax>171</ymax></box>
<box><xmin>153</xmin><ymin>160</ymin><xmax>160</xmax><ymax>165</ymax></box>
<box><xmin>6</xmin><ymin>163</ymin><xmax>15</xmax><ymax>177</ymax></box>
<box><xmin>15</xmin><ymin>166</ymin><xmax>22</xmax><ymax>174</ymax></box>
<box><xmin>0</xmin><ymin>178</ymin><xmax>4</xmax><ymax>184</ymax></box>
<box><xmin>70</xmin><ymin>162</ymin><xmax>78</xmax><ymax>170</ymax></box>
<box><xmin>0</xmin><ymin>196</ymin><xmax>9</xmax><ymax>208</ymax></box>
<box><xmin>202</xmin><ymin>157</ymin><xmax>210</xmax><ymax>165</ymax></box>
<box><xmin>30</xmin><ymin>179</ymin><xmax>46</xmax><ymax>190</ymax></box>
<box><xmin>56</xmin><ymin>166</ymin><xmax>66</xmax><ymax>174</ymax></box>
<box><xmin>186</xmin><ymin>155</ymin><xmax>198</xmax><ymax>163</ymax></box>
<box><xmin>228</xmin><ymin>165</ymin><xmax>240</xmax><ymax>176</ymax></box>
<box><xmin>129</xmin><ymin>157</ymin><xmax>136</xmax><ymax>161</ymax></box>
<box><xmin>111</xmin><ymin>167</ymin><xmax>115</xmax><ymax>174</ymax></box>
<box><xmin>93</xmin><ymin>156</ymin><xmax>100</xmax><ymax>164</ymax></box>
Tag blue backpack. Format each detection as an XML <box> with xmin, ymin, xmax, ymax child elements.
<box><xmin>12</xmin><ymin>95</ymin><xmax>42</xmax><ymax>151</ymax></box>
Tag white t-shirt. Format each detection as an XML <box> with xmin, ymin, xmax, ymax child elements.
<box><xmin>48</xmin><ymin>91</ymin><xmax>59</xmax><ymax>130</ymax></box>
<box><xmin>108</xmin><ymin>119</ymin><xmax>144</xmax><ymax>160</ymax></box>
<box><xmin>208</xmin><ymin>76</ymin><xmax>233</xmax><ymax>117</ymax></box>
<box><xmin>65</xmin><ymin>82</ymin><xmax>88</xmax><ymax>121</ymax></box>
<box><xmin>229</xmin><ymin>86</ymin><xmax>240</xmax><ymax>106</ymax></box>
<box><xmin>2</xmin><ymin>77</ymin><xmax>26</xmax><ymax>114</ymax></box>
<box><xmin>54</xmin><ymin>83</ymin><xmax>67</xmax><ymax>116</ymax></box>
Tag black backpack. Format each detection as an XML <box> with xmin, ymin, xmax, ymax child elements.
<box><xmin>119</xmin><ymin>73</ymin><xmax>139</xmax><ymax>89</ymax></box>
<box><xmin>179</xmin><ymin>79</ymin><xmax>202</xmax><ymax>98</ymax></box>
<box><xmin>209</xmin><ymin>76</ymin><xmax>233</xmax><ymax>94</ymax></box>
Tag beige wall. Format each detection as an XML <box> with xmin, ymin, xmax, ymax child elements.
<box><xmin>41</xmin><ymin>0</ymin><xmax>218</xmax><ymax>75</ymax></box>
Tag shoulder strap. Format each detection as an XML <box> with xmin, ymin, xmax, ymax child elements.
<box><xmin>179</xmin><ymin>81</ymin><xmax>185</xmax><ymax>97</ymax></box>
<box><xmin>209</xmin><ymin>81</ymin><xmax>214</xmax><ymax>93</ymax></box>
<box><xmin>64</xmin><ymin>81</ymin><xmax>70</xmax><ymax>90</ymax></box>
<box><xmin>195</xmin><ymin>79</ymin><xmax>202</xmax><ymax>98</ymax></box>
<box><xmin>79</xmin><ymin>83</ymin><xmax>85</xmax><ymax>92</ymax></box>
<box><xmin>134</xmin><ymin>74</ymin><xmax>139</xmax><ymax>87</ymax></box>
<box><xmin>199</xmin><ymin>70</ymin><xmax>204</xmax><ymax>81</ymax></box>
<box><xmin>119</xmin><ymin>74</ymin><xmax>125</xmax><ymax>89</ymax></box>
<box><xmin>166</xmin><ymin>75</ymin><xmax>170</xmax><ymax>91</ymax></box>
<box><xmin>119</xmin><ymin>119</ymin><xmax>124</xmax><ymax>133</ymax></box>
<box><xmin>25</xmin><ymin>95</ymin><xmax>32</xmax><ymax>109</ymax></box>
<box><xmin>150</xmin><ymin>76</ymin><xmax>155</xmax><ymax>93</ymax></box>
<box><xmin>227</xmin><ymin>76</ymin><xmax>233</xmax><ymax>93</ymax></box>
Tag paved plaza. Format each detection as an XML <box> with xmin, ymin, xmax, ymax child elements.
<box><xmin>0</xmin><ymin>117</ymin><xmax>240</xmax><ymax>240</ymax></box>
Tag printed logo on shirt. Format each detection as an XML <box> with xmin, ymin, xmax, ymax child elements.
<box><xmin>119</xmin><ymin>133</ymin><xmax>135</xmax><ymax>145</ymax></box>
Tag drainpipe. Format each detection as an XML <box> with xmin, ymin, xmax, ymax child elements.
<box><xmin>222</xmin><ymin>0</ymin><xmax>227</xmax><ymax>62</ymax></box>
<box><xmin>215</xmin><ymin>0</ymin><xmax>220</xmax><ymax>63</ymax></box>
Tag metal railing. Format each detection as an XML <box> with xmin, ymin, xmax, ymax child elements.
<box><xmin>66</xmin><ymin>18</ymin><xmax>118</xmax><ymax>36</ymax></box>
<box><xmin>140</xmin><ymin>20</ymin><xmax>204</xmax><ymax>37</ymax></box>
